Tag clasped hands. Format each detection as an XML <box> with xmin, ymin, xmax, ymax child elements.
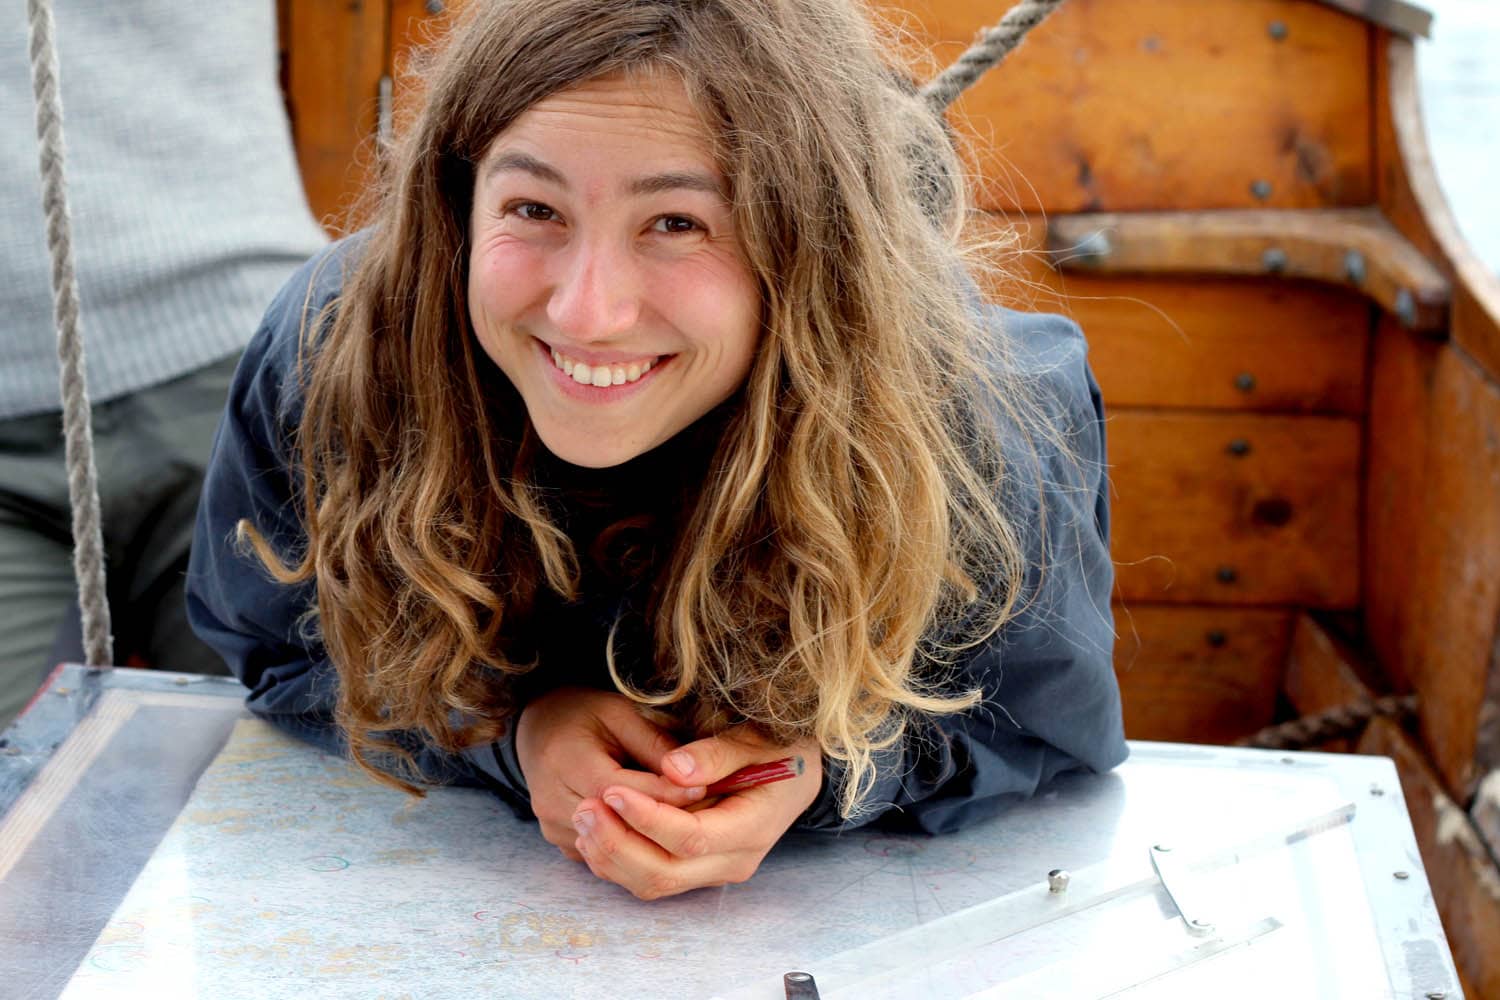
<box><xmin>514</xmin><ymin>686</ymin><xmax>821</xmax><ymax>900</ymax></box>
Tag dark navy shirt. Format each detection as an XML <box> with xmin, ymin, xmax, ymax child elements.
<box><xmin>186</xmin><ymin>239</ymin><xmax>1127</xmax><ymax>835</ymax></box>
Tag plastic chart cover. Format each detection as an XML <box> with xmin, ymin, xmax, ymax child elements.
<box><xmin>53</xmin><ymin>719</ymin><xmax>1436</xmax><ymax>999</ymax></box>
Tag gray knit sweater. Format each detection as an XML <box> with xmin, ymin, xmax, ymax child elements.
<box><xmin>0</xmin><ymin>1</ymin><xmax>327</xmax><ymax>420</ymax></box>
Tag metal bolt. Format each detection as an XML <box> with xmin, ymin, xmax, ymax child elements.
<box><xmin>424</xmin><ymin>0</ymin><xmax>445</xmax><ymax>13</ymax></box>
<box><xmin>1235</xmin><ymin>372</ymin><xmax>1257</xmax><ymax>393</ymax></box>
<box><xmin>1394</xmin><ymin>871</ymin><xmax>1410</xmax><ymax>880</ymax></box>
<box><xmin>1047</xmin><ymin>868</ymin><xmax>1071</xmax><ymax>893</ymax></box>
<box><xmin>1268</xmin><ymin>20</ymin><xmax>1289</xmax><ymax>41</ymax></box>
<box><xmin>1073</xmin><ymin>229</ymin><xmax>1114</xmax><ymax>263</ymax></box>
<box><xmin>1206</xmin><ymin>630</ymin><xmax>1228</xmax><ymax>648</ymax></box>
<box><xmin>1216</xmin><ymin>566</ymin><xmax>1238</xmax><ymax>584</ymax></box>
<box><xmin>1250</xmin><ymin>179</ymin><xmax>1273</xmax><ymax>200</ymax></box>
<box><xmin>1227</xmin><ymin>438</ymin><xmax>1252</xmax><ymax>457</ymax></box>
<box><xmin>1395</xmin><ymin>288</ymin><xmax>1418</xmax><ymax>328</ymax></box>
<box><xmin>1262</xmin><ymin>247</ymin><xmax>1289</xmax><ymax>274</ymax></box>
<box><xmin>1344</xmin><ymin>249</ymin><xmax>1367</xmax><ymax>285</ymax></box>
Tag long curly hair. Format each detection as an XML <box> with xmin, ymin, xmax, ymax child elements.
<box><xmin>244</xmin><ymin>0</ymin><xmax>1054</xmax><ymax>820</ymax></box>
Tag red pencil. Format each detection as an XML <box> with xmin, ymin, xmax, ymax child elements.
<box><xmin>704</xmin><ymin>755</ymin><xmax>805</xmax><ymax>797</ymax></box>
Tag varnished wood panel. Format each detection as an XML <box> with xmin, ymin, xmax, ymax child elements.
<box><xmin>1109</xmin><ymin>410</ymin><xmax>1361</xmax><ymax>606</ymax></box>
<box><xmin>987</xmin><ymin>218</ymin><xmax>1374</xmax><ymax>414</ymax></box>
<box><xmin>1113</xmin><ymin>603</ymin><xmax>1291</xmax><ymax>742</ymax></box>
<box><xmin>284</xmin><ymin>0</ymin><xmax>390</xmax><ymax>229</ymax></box>
<box><xmin>1367</xmin><ymin>316</ymin><xmax>1500</xmax><ymax>800</ymax></box>
<box><xmin>1359</xmin><ymin>718</ymin><xmax>1500</xmax><ymax>1000</ymax></box>
<box><xmin>887</xmin><ymin>0</ymin><xmax>1374</xmax><ymax>213</ymax></box>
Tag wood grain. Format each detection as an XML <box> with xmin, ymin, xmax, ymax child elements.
<box><xmin>283</xmin><ymin>0</ymin><xmax>390</xmax><ymax>230</ymax></box>
<box><xmin>1109</xmin><ymin>410</ymin><xmax>1361</xmax><ymax>607</ymax></box>
<box><xmin>887</xmin><ymin>0</ymin><xmax>1373</xmax><ymax>213</ymax></box>
<box><xmin>986</xmin><ymin>217</ymin><xmax>1373</xmax><ymax>415</ymax></box>
<box><xmin>1112</xmin><ymin>603</ymin><xmax>1291</xmax><ymax>742</ymax></box>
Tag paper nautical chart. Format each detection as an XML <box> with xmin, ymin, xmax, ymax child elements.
<box><xmin>58</xmin><ymin>719</ymin><xmax>1397</xmax><ymax>999</ymax></box>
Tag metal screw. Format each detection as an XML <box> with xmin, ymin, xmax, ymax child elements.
<box><xmin>1394</xmin><ymin>871</ymin><xmax>1410</xmax><ymax>880</ymax></box>
<box><xmin>1343</xmin><ymin>249</ymin><xmax>1367</xmax><ymax>285</ymax></box>
<box><xmin>174</xmin><ymin>676</ymin><xmax>191</xmax><ymax>686</ymax></box>
<box><xmin>1268</xmin><ymin>20</ymin><xmax>1288</xmax><ymax>41</ymax></box>
<box><xmin>1206</xmin><ymin>630</ymin><xmax>1228</xmax><ymax>648</ymax></box>
<box><xmin>1216</xmin><ymin>566</ymin><xmax>1238</xmax><ymax>584</ymax></box>
<box><xmin>1073</xmin><ymin>229</ymin><xmax>1114</xmax><ymax>263</ymax></box>
<box><xmin>1048</xmin><ymin>869</ymin><xmax>1071</xmax><ymax>894</ymax></box>
<box><xmin>1227</xmin><ymin>438</ymin><xmax>1252</xmax><ymax>457</ymax></box>
<box><xmin>1395</xmin><ymin>288</ymin><xmax>1418</xmax><ymax>328</ymax></box>
<box><xmin>1250</xmin><ymin>179</ymin><xmax>1273</xmax><ymax>200</ymax></box>
<box><xmin>1426</xmin><ymin>992</ymin><xmax>1447</xmax><ymax>999</ymax></box>
<box><xmin>425</xmin><ymin>0</ymin><xmax>445</xmax><ymax>13</ymax></box>
<box><xmin>1234</xmin><ymin>372</ymin><xmax>1256</xmax><ymax>393</ymax></box>
<box><xmin>1262</xmin><ymin>247</ymin><xmax>1289</xmax><ymax>274</ymax></box>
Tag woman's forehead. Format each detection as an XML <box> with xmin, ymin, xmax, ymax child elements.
<box><xmin>481</xmin><ymin>71</ymin><xmax>718</xmax><ymax>168</ymax></box>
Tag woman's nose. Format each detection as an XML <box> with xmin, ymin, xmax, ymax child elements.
<box><xmin>546</xmin><ymin>239</ymin><xmax>642</xmax><ymax>341</ymax></box>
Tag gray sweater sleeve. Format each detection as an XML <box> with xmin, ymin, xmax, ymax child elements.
<box><xmin>796</xmin><ymin>309</ymin><xmax>1127</xmax><ymax>834</ymax></box>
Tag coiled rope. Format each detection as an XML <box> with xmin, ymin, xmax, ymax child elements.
<box><xmin>25</xmin><ymin>0</ymin><xmax>112</xmax><ymax>668</ymax></box>
<box><xmin>1235</xmin><ymin>694</ymin><xmax>1419</xmax><ymax>751</ymax></box>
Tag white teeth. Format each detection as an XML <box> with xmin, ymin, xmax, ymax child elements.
<box><xmin>551</xmin><ymin>350</ymin><xmax>659</xmax><ymax>387</ymax></box>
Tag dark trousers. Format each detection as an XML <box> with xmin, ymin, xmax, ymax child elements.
<box><xmin>0</xmin><ymin>352</ymin><xmax>240</xmax><ymax>727</ymax></box>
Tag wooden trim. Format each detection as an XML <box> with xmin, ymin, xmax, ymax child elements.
<box><xmin>1047</xmin><ymin>208</ymin><xmax>1450</xmax><ymax>333</ymax></box>
<box><xmin>1378</xmin><ymin>34</ymin><xmax>1500</xmax><ymax>378</ymax></box>
<box><xmin>1313</xmin><ymin>0</ymin><xmax>1432</xmax><ymax>39</ymax></box>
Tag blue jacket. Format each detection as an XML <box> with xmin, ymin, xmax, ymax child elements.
<box><xmin>186</xmin><ymin>240</ymin><xmax>1126</xmax><ymax>835</ymax></box>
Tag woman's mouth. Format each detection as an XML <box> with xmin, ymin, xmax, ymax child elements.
<box><xmin>549</xmin><ymin>348</ymin><xmax>663</xmax><ymax>387</ymax></box>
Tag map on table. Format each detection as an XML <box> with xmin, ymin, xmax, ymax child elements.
<box><xmin>57</xmin><ymin>719</ymin><xmax>1396</xmax><ymax>999</ymax></box>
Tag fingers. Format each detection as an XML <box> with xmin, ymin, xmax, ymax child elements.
<box><xmin>596</xmin><ymin>700</ymin><xmax>687</xmax><ymax>775</ymax></box>
<box><xmin>660</xmin><ymin>730</ymin><xmax>765</xmax><ymax>786</ymax></box>
<box><xmin>571</xmin><ymin>796</ymin><xmax>755</xmax><ymax>900</ymax></box>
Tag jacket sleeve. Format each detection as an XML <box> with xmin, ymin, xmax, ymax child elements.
<box><xmin>796</xmin><ymin>310</ymin><xmax>1127</xmax><ymax>835</ymax></box>
<box><xmin>184</xmin><ymin>242</ymin><xmax>535</xmax><ymax>816</ymax></box>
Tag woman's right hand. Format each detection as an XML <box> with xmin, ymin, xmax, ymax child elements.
<box><xmin>515</xmin><ymin>687</ymin><xmax>706</xmax><ymax>860</ymax></box>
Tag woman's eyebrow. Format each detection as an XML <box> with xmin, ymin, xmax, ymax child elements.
<box><xmin>626</xmin><ymin>170</ymin><xmax>725</xmax><ymax>199</ymax></box>
<box><xmin>484</xmin><ymin>151</ymin><xmax>568</xmax><ymax>188</ymax></box>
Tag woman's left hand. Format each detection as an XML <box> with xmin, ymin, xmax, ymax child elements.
<box><xmin>569</xmin><ymin>727</ymin><xmax>822</xmax><ymax>900</ymax></box>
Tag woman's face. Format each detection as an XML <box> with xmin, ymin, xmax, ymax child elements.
<box><xmin>468</xmin><ymin>72</ymin><xmax>762</xmax><ymax>468</ymax></box>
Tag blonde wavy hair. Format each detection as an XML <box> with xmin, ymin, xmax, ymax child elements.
<box><xmin>246</xmin><ymin>0</ymin><xmax>1054</xmax><ymax>820</ymax></box>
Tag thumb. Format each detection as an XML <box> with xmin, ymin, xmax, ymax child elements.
<box><xmin>661</xmin><ymin>730</ymin><xmax>767</xmax><ymax>786</ymax></box>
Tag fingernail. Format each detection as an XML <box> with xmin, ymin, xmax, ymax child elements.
<box><xmin>667</xmin><ymin>750</ymin><xmax>695</xmax><ymax>778</ymax></box>
<box><xmin>604</xmin><ymin>794</ymin><xmax>624</xmax><ymax>813</ymax></box>
<box><xmin>572</xmin><ymin>809</ymin><xmax>595</xmax><ymax>835</ymax></box>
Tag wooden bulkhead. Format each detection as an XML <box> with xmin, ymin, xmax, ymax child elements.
<box><xmin>276</xmin><ymin>0</ymin><xmax>1500</xmax><ymax>993</ymax></box>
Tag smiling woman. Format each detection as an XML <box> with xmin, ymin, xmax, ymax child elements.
<box><xmin>185</xmin><ymin>0</ymin><xmax>1125</xmax><ymax>901</ymax></box>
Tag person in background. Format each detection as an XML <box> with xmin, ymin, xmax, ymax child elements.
<box><xmin>188</xmin><ymin>0</ymin><xmax>1126</xmax><ymax>900</ymax></box>
<box><xmin>0</xmin><ymin>1</ymin><xmax>327</xmax><ymax>727</ymax></box>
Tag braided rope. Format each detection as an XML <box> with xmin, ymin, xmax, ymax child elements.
<box><xmin>1236</xmin><ymin>695</ymin><xmax>1419</xmax><ymax>751</ymax></box>
<box><xmin>919</xmin><ymin>0</ymin><xmax>1068</xmax><ymax>113</ymax></box>
<box><xmin>26</xmin><ymin>0</ymin><xmax>113</xmax><ymax>668</ymax></box>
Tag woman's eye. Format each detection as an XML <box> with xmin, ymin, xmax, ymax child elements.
<box><xmin>515</xmin><ymin>203</ymin><xmax>557</xmax><ymax>222</ymax></box>
<box><xmin>653</xmin><ymin>215</ymin><xmax>702</xmax><ymax>234</ymax></box>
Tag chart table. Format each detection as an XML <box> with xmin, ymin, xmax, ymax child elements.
<box><xmin>0</xmin><ymin>665</ymin><xmax>1464</xmax><ymax>999</ymax></box>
